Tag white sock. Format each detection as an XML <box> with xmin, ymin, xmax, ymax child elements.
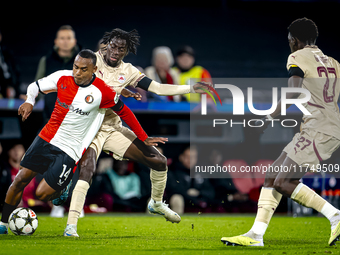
<box><xmin>150</xmin><ymin>198</ymin><xmax>162</xmax><ymax>206</ymax></box>
<box><xmin>67</xmin><ymin>180</ymin><xmax>90</xmax><ymax>225</ymax></box>
<box><xmin>249</xmin><ymin>221</ymin><xmax>268</xmax><ymax>237</ymax></box>
<box><xmin>67</xmin><ymin>224</ymin><xmax>77</xmax><ymax>229</ymax></box>
<box><xmin>150</xmin><ymin>169</ymin><xmax>167</xmax><ymax>202</ymax></box>
<box><xmin>320</xmin><ymin>202</ymin><xmax>339</xmax><ymax>221</ymax></box>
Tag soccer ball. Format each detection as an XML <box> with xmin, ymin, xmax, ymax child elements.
<box><xmin>8</xmin><ymin>208</ymin><xmax>38</xmax><ymax>235</ymax></box>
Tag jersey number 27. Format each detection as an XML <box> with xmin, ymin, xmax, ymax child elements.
<box><xmin>317</xmin><ymin>66</ymin><xmax>337</xmax><ymax>103</ymax></box>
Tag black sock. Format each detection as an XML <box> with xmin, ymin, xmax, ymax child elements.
<box><xmin>1</xmin><ymin>203</ymin><xmax>17</xmax><ymax>223</ymax></box>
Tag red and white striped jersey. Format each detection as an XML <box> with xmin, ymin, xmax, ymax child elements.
<box><xmin>37</xmin><ymin>70</ymin><xmax>119</xmax><ymax>162</ymax></box>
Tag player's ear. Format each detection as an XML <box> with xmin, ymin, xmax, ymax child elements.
<box><xmin>93</xmin><ymin>65</ymin><xmax>98</xmax><ymax>73</ymax></box>
<box><xmin>292</xmin><ymin>37</ymin><xmax>298</xmax><ymax>46</ymax></box>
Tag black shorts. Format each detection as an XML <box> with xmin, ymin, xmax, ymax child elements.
<box><xmin>21</xmin><ymin>136</ymin><xmax>76</xmax><ymax>191</ymax></box>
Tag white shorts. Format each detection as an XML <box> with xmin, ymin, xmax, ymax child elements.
<box><xmin>283</xmin><ymin>129</ymin><xmax>340</xmax><ymax>169</ymax></box>
<box><xmin>89</xmin><ymin>124</ymin><xmax>137</xmax><ymax>161</ymax></box>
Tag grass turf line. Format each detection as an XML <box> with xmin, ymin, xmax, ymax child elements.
<box><xmin>0</xmin><ymin>214</ymin><xmax>339</xmax><ymax>255</ymax></box>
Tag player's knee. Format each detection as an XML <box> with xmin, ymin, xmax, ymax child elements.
<box><xmin>273</xmin><ymin>178</ymin><xmax>286</xmax><ymax>194</ymax></box>
<box><xmin>263</xmin><ymin>178</ymin><xmax>275</xmax><ymax>188</ymax></box>
<box><xmin>35</xmin><ymin>190</ymin><xmax>49</xmax><ymax>202</ymax></box>
<box><xmin>151</xmin><ymin>154</ymin><xmax>167</xmax><ymax>171</ymax></box>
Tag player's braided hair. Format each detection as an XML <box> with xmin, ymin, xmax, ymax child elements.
<box><xmin>288</xmin><ymin>17</ymin><xmax>318</xmax><ymax>44</ymax></box>
<box><xmin>100</xmin><ymin>28</ymin><xmax>140</xmax><ymax>55</ymax></box>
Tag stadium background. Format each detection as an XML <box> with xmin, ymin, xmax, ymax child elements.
<box><xmin>1</xmin><ymin>0</ymin><xmax>340</xmax><ymax>215</ymax></box>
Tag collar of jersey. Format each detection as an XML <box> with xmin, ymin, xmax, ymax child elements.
<box><xmin>105</xmin><ymin>59</ymin><xmax>123</xmax><ymax>72</ymax></box>
<box><xmin>75</xmin><ymin>74</ymin><xmax>96</xmax><ymax>88</ymax></box>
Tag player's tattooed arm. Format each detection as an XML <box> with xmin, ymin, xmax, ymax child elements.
<box><xmin>111</xmin><ymin>99</ymin><xmax>149</xmax><ymax>141</ymax></box>
<box><xmin>110</xmin><ymin>99</ymin><xmax>168</xmax><ymax>146</ymax></box>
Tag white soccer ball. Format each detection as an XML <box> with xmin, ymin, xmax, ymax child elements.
<box><xmin>8</xmin><ymin>207</ymin><xmax>38</xmax><ymax>235</ymax></box>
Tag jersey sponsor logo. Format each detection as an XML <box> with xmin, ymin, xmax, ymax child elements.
<box><xmin>60</xmin><ymin>83</ymin><xmax>67</xmax><ymax>89</ymax></box>
<box><xmin>72</xmin><ymin>108</ymin><xmax>90</xmax><ymax>116</ymax></box>
<box><xmin>118</xmin><ymin>74</ymin><xmax>126</xmax><ymax>83</ymax></box>
<box><xmin>85</xmin><ymin>95</ymin><xmax>94</xmax><ymax>104</ymax></box>
<box><xmin>57</xmin><ymin>97</ymin><xmax>71</xmax><ymax>110</ymax></box>
<box><xmin>57</xmin><ymin>97</ymin><xmax>90</xmax><ymax>116</ymax></box>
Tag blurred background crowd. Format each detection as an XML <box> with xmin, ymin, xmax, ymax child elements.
<box><xmin>1</xmin><ymin>1</ymin><xmax>340</xmax><ymax>217</ymax></box>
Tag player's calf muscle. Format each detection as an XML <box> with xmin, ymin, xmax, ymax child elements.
<box><xmin>79</xmin><ymin>148</ymin><xmax>97</xmax><ymax>183</ymax></box>
<box><xmin>5</xmin><ymin>188</ymin><xmax>23</xmax><ymax>206</ymax></box>
<box><xmin>263</xmin><ymin>152</ymin><xmax>287</xmax><ymax>188</ymax></box>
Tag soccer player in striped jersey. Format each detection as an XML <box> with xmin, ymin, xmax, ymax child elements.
<box><xmin>0</xmin><ymin>49</ymin><xmax>159</xmax><ymax>235</ymax></box>
<box><xmin>63</xmin><ymin>29</ymin><xmax>212</xmax><ymax>237</ymax></box>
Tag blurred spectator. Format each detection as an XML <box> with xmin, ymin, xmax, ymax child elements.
<box><xmin>172</xmin><ymin>45</ymin><xmax>211</xmax><ymax>102</ymax></box>
<box><xmin>167</xmin><ymin>145</ymin><xmax>215</xmax><ymax>214</ymax></box>
<box><xmin>207</xmin><ymin>149</ymin><xmax>248</xmax><ymax>212</ymax></box>
<box><xmin>35</xmin><ymin>25</ymin><xmax>80</xmax><ymax>124</ymax></box>
<box><xmin>145</xmin><ymin>46</ymin><xmax>180</xmax><ymax>102</ymax></box>
<box><xmin>0</xmin><ymin>143</ymin><xmax>47</xmax><ymax>211</ymax></box>
<box><xmin>88</xmin><ymin>159</ymin><xmax>145</xmax><ymax>212</ymax></box>
<box><xmin>0</xmin><ymin>29</ymin><xmax>21</xmax><ymax>98</ymax></box>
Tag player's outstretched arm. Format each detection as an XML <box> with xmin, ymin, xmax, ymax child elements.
<box><xmin>19</xmin><ymin>70</ymin><xmax>63</xmax><ymax>121</ymax></box>
<box><xmin>136</xmin><ymin>77</ymin><xmax>213</xmax><ymax>96</ymax></box>
<box><xmin>18</xmin><ymin>81</ymin><xmax>40</xmax><ymax>121</ymax></box>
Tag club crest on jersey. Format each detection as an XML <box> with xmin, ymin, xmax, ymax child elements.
<box><xmin>118</xmin><ymin>74</ymin><xmax>126</xmax><ymax>83</ymax></box>
<box><xmin>85</xmin><ymin>95</ymin><xmax>94</xmax><ymax>104</ymax></box>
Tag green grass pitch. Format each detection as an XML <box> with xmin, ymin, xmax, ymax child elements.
<box><xmin>1</xmin><ymin>213</ymin><xmax>339</xmax><ymax>255</ymax></box>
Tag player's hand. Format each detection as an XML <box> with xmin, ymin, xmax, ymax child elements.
<box><xmin>121</xmin><ymin>88</ymin><xmax>142</xmax><ymax>101</ymax></box>
<box><xmin>18</xmin><ymin>102</ymin><xmax>33</xmax><ymax>122</ymax></box>
<box><xmin>193</xmin><ymin>81</ymin><xmax>213</xmax><ymax>93</ymax></box>
<box><xmin>144</xmin><ymin>137</ymin><xmax>168</xmax><ymax>146</ymax></box>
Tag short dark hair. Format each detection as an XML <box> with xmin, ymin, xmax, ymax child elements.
<box><xmin>78</xmin><ymin>49</ymin><xmax>97</xmax><ymax>66</ymax></box>
<box><xmin>100</xmin><ymin>28</ymin><xmax>140</xmax><ymax>55</ymax></box>
<box><xmin>176</xmin><ymin>45</ymin><xmax>195</xmax><ymax>57</ymax></box>
<box><xmin>56</xmin><ymin>25</ymin><xmax>75</xmax><ymax>38</ymax></box>
<box><xmin>288</xmin><ymin>17</ymin><xmax>318</xmax><ymax>43</ymax></box>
